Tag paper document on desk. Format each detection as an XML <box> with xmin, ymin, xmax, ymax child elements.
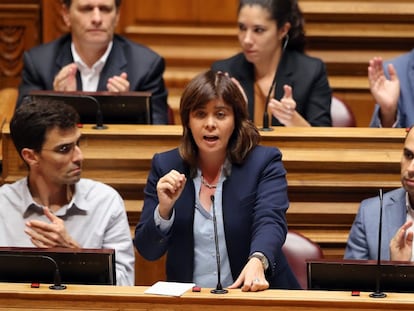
<box><xmin>144</xmin><ymin>281</ymin><xmax>195</xmax><ymax>297</ymax></box>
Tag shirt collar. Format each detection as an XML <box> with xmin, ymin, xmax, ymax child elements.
<box><xmin>21</xmin><ymin>177</ymin><xmax>88</xmax><ymax>218</ymax></box>
<box><xmin>71</xmin><ymin>41</ymin><xmax>113</xmax><ymax>72</ymax></box>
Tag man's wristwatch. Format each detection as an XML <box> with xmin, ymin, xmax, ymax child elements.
<box><xmin>248</xmin><ymin>252</ymin><xmax>269</xmax><ymax>270</ymax></box>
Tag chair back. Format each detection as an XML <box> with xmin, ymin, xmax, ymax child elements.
<box><xmin>331</xmin><ymin>96</ymin><xmax>356</xmax><ymax>127</ymax></box>
<box><xmin>282</xmin><ymin>230</ymin><xmax>324</xmax><ymax>289</ymax></box>
<box><xmin>167</xmin><ymin>104</ymin><xmax>175</xmax><ymax>124</ymax></box>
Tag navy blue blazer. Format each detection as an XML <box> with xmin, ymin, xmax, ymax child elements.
<box><xmin>211</xmin><ymin>51</ymin><xmax>332</xmax><ymax>126</ymax></box>
<box><xmin>17</xmin><ymin>34</ymin><xmax>169</xmax><ymax>124</ymax></box>
<box><xmin>370</xmin><ymin>49</ymin><xmax>414</xmax><ymax>128</ymax></box>
<box><xmin>344</xmin><ymin>188</ymin><xmax>406</xmax><ymax>260</ymax></box>
<box><xmin>135</xmin><ymin>146</ymin><xmax>300</xmax><ymax>289</ymax></box>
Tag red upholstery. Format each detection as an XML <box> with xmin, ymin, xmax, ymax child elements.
<box><xmin>282</xmin><ymin>230</ymin><xmax>324</xmax><ymax>289</ymax></box>
<box><xmin>331</xmin><ymin>96</ymin><xmax>356</xmax><ymax>127</ymax></box>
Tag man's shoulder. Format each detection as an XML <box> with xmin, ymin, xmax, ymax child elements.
<box><xmin>113</xmin><ymin>34</ymin><xmax>161</xmax><ymax>58</ymax></box>
<box><xmin>0</xmin><ymin>178</ymin><xmax>26</xmax><ymax>193</ymax></box>
<box><xmin>386</xmin><ymin>49</ymin><xmax>414</xmax><ymax>67</ymax></box>
<box><xmin>25</xmin><ymin>34</ymin><xmax>71</xmax><ymax>57</ymax></box>
<box><xmin>360</xmin><ymin>187</ymin><xmax>405</xmax><ymax>208</ymax></box>
<box><xmin>0</xmin><ymin>178</ymin><xmax>28</xmax><ymax>205</ymax></box>
<box><xmin>77</xmin><ymin>178</ymin><xmax>120</xmax><ymax>197</ymax></box>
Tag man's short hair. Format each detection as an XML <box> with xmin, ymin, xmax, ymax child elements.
<box><xmin>62</xmin><ymin>0</ymin><xmax>122</xmax><ymax>8</ymax></box>
<box><xmin>10</xmin><ymin>97</ymin><xmax>80</xmax><ymax>155</ymax></box>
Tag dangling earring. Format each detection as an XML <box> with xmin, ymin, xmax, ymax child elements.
<box><xmin>282</xmin><ymin>34</ymin><xmax>289</xmax><ymax>51</ymax></box>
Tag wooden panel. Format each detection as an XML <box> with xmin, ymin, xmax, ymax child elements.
<box><xmin>3</xmin><ymin>0</ymin><xmax>414</xmax><ymax>126</ymax></box>
<box><xmin>1</xmin><ymin>283</ymin><xmax>414</xmax><ymax>311</ymax></box>
<box><xmin>41</xmin><ymin>0</ymin><xmax>68</xmax><ymax>44</ymax></box>
<box><xmin>0</xmin><ymin>1</ymin><xmax>41</xmax><ymax>89</ymax></box>
<box><xmin>117</xmin><ymin>0</ymin><xmax>414</xmax><ymax>127</ymax></box>
<box><xmin>2</xmin><ymin>125</ymin><xmax>407</xmax><ymax>284</ymax></box>
<box><xmin>2</xmin><ymin>0</ymin><xmax>414</xmax><ymax>283</ymax></box>
<box><xmin>120</xmin><ymin>0</ymin><xmax>238</xmax><ymax>26</ymax></box>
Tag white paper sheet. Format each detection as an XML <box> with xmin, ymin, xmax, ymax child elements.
<box><xmin>144</xmin><ymin>281</ymin><xmax>196</xmax><ymax>297</ymax></box>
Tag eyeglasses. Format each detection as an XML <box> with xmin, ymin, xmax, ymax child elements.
<box><xmin>41</xmin><ymin>140</ymin><xmax>81</xmax><ymax>155</ymax></box>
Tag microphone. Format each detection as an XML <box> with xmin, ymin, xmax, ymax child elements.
<box><xmin>369</xmin><ymin>188</ymin><xmax>386</xmax><ymax>298</ymax></box>
<box><xmin>260</xmin><ymin>78</ymin><xmax>277</xmax><ymax>132</ymax></box>
<box><xmin>210</xmin><ymin>195</ymin><xmax>228</xmax><ymax>294</ymax></box>
<box><xmin>83</xmin><ymin>95</ymin><xmax>108</xmax><ymax>130</ymax></box>
<box><xmin>1</xmin><ymin>253</ymin><xmax>66</xmax><ymax>290</ymax></box>
<box><xmin>260</xmin><ymin>34</ymin><xmax>289</xmax><ymax>132</ymax></box>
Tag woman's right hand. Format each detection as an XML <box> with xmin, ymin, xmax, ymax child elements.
<box><xmin>156</xmin><ymin>170</ymin><xmax>187</xmax><ymax>219</ymax></box>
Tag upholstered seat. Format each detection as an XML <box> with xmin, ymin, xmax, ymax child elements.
<box><xmin>282</xmin><ymin>230</ymin><xmax>324</xmax><ymax>289</ymax></box>
<box><xmin>331</xmin><ymin>96</ymin><xmax>356</xmax><ymax>127</ymax></box>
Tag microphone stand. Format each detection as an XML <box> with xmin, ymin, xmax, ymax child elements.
<box><xmin>2</xmin><ymin>254</ymin><xmax>66</xmax><ymax>290</ymax></box>
<box><xmin>210</xmin><ymin>195</ymin><xmax>228</xmax><ymax>294</ymax></box>
<box><xmin>260</xmin><ymin>80</ymin><xmax>276</xmax><ymax>132</ymax></box>
<box><xmin>83</xmin><ymin>95</ymin><xmax>107</xmax><ymax>130</ymax></box>
<box><xmin>259</xmin><ymin>35</ymin><xmax>288</xmax><ymax>132</ymax></box>
<box><xmin>369</xmin><ymin>188</ymin><xmax>386</xmax><ymax>298</ymax></box>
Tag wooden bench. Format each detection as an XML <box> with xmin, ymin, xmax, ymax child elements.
<box><xmin>2</xmin><ymin>125</ymin><xmax>406</xmax><ymax>284</ymax></box>
<box><xmin>119</xmin><ymin>0</ymin><xmax>414</xmax><ymax>127</ymax></box>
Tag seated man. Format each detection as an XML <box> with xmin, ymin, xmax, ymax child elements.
<box><xmin>0</xmin><ymin>98</ymin><xmax>135</xmax><ymax>285</ymax></box>
<box><xmin>344</xmin><ymin>126</ymin><xmax>414</xmax><ymax>261</ymax></box>
<box><xmin>17</xmin><ymin>0</ymin><xmax>168</xmax><ymax>124</ymax></box>
<box><xmin>368</xmin><ymin>49</ymin><xmax>414</xmax><ymax>128</ymax></box>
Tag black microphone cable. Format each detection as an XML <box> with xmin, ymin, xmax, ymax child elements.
<box><xmin>210</xmin><ymin>195</ymin><xmax>228</xmax><ymax>294</ymax></box>
<box><xmin>369</xmin><ymin>188</ymin><xmax>386</xmax><ymax>298</ymax></box>
<box><xmin>260</xmin><ymin>34</ymin><xmax>289</xmax><ymax>131</ymax></box>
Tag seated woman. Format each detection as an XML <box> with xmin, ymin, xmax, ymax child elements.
<box><xmin>212</xmin><ymin>0</ymin><xmax>332</xmax><ymax>127</ymax></box>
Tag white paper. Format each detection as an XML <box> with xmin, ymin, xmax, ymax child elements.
<box><xmin>144</xmin><ymin>281</ymin><xmax>196</xmax><ymax>297</ymax></box>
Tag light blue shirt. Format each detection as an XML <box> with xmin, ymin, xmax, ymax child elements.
<box><xmin>0</xmin><ymin>177</ymin><xmax>135</xmax><ymax>286</ymax></box>
<box><xmin>154</xmin><ymin>167</ymin><xmax>233</xmax><ymax>288</ymax></box>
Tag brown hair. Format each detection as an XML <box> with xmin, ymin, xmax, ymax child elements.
<box><xmin>179</xmin><ymin>70</ymin><xmax>260</xmax><ymax>176</ymax></box>
<box><xmin>238</xmin><ymin>0</ymin><xmax>306</xmax><ymax>52</ymax></box>
<box><xmin>62</xmin><ymin>0</ymin><xmax>122</xmax><ymax>9</ymax></box>
<box><xmin>11</xmin><ymin>97</ymin><xmax>79</xmax><ymax>156</ymax></box>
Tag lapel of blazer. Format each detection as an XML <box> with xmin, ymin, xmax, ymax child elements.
<box><xmin>270</xmin><ymin>50</ymin><xmax>294</xmax><ymax>126</ymax></box>
<box><xmin>97</xmin><ymin>36</ymin><xmax>128</xmax><ymax>90</ymax></box>
<box><xmin>274</xmin><ymin>51</ymin><xmax>294</xmax><ymax>101</ymax></box>
<box><xmin>407</xmin><ymin>49</ymin><xmax>414</xmax><ymax>99</ymax></box>
<box><xmin>384</xmin><ymin>188</ymin><xmax>406</xmax><ymax>241</ymax></box>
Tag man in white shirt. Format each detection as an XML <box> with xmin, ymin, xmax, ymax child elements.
<box><xmin>0</xmin><ymin>97</ymin><xmax>135</xmax><ymax>285</ymax></box>
<box><xmin>17</xmin><ymin>0</ymin><xmax>169</xmax><ymax>124</ymax></box>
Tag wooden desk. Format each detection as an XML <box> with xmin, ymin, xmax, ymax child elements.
<box><xmin>0</xmin><ymin>283</ymin><xmax>413</xmax><ymax>310</ymax></box>
<box><xmin>1</xmin><ymin>125</ymin><xmax>407</xmax><ymax>283</ymax></box>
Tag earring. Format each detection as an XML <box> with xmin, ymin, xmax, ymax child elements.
<box><xmin>282</xmin><ymin>34</ymin><xmax>289</xmax><ymax>51</ymax></box>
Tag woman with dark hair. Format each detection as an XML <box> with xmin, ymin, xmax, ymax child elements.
<box><xmin>212</xmin><ymin>0</ymin><xmax>332</xmax><ymax>127</ymax></box>
<box><xmin>134</xmin><ymin>70</ymin><xmax>300</xmax><ymax>291</ymax></box>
